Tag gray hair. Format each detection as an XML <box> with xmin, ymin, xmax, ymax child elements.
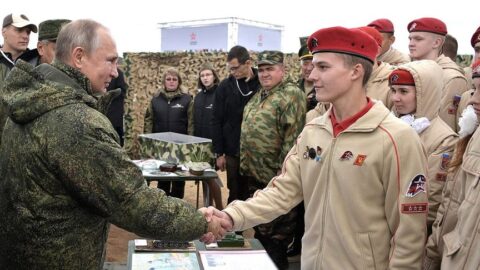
<box><xmin>55</xmin><ymin>19</ymin><xmax>106</xmax><ymax>63</ymax></box>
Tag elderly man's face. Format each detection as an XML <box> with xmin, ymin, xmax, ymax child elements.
<box><xmin>37</xmin><ymin>40</ymin><xmax>56</xmax><ymax>64</ymax></box>
<box><xmin>79</xmin><ymin>28</ymin><xmax>118</xmax><ymax>93</ymax></box>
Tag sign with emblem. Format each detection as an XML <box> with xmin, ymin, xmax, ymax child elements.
<box><xmin>406</xmin><ymin>175</ymin><xmax>426</xmax><ymax>197</ymax></box>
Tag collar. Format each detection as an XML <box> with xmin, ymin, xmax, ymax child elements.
<box><xmin>330</xmin><ymin>98</ymin><xmax>374</xmax><ymax>137</ymax></box>
<box><xmin>52</xmin><ymin>60</ymin><xmax>93</xmax><ymax>95</ymax></box>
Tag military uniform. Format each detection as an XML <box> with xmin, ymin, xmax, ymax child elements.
<box><xmin>366</xmin><ymin>61</ymin><xmax>396</xmax><ymax>108</ymax></box>
<box><xmin>436</xmin><ymin>54</ymin><xmax>469</xmax><ymax>132</ymax></box>
<box><xmin>425</xmin><ymin>128</ymin><xmax>480</xmax><ymax>270</ymax></box>
<box><xmin>378</xmin><ymin>47</ymin><xmax>410</xmax><ymax>65</ymax></box>
<box><xmin>226</xmin><ymin>102</ymin><xmax>428</xmax><ymax>269</ymax></box>
<box><xmin>240</xmin><ymin>51</ymin><xmax>306</xmax><ymax>269</ymax></box>
<box><xmin>390</xmin><ymin>60</ymin><xmax>458</xmax><ymax>232</ymax></box>
<box><xmin>0</xmin><ymin>61</ymin><xmax>207</xmax><ymax>268</ymax></box>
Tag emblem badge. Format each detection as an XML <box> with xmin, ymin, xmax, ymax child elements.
<box><xmin>440</xmin><ymin>153</ymin><xmax>451</xmax><ymax>171</ymax></box>
<box><xmin>409</xmin><ymin>22</ymin><xmax>417</xmax><ymax>32</ymax></box>
<box><xmin>308</xmin><ymin>147</ymin><xmax>316</xmax><ymax>159</ymax></box>
<box><xmin>340</xmin><ymin>151</ymin><xmax>353</xmax><ymax>161</ymax></box>
<box><xmin>315</xmin><ymin>146</ymin><xmax>322</xmax><ymax>162</ymax></box>
<box><xmin>353</xmin><ymin>154</ymin><xmax>367</xmax><ymax>166</ymax></box>
<box><xmin>406</xmin><ymin>175</ymin><xmax>426</xmax><ymax>197</ymax></box>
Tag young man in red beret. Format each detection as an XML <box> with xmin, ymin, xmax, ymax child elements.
<box><xmin>408</xmin><ymin>17</ymin><xmax>469</xmax><ymax>132</ymax></box>
<box><xmin>368</xmin><ymin>18</ymin><xmax>410</xmax><ymax>65</ymax></box>
<box><xmin>203</xmin><ymin>26</ymin><xmax>428</xmax><ymax>269</ymax></box>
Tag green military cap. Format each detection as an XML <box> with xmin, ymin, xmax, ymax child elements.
<box><xmin>299</xmin><ymin>36</ymin><xmax>309</xmax><ymax>47</ymax></box>
<box><xmin>257</xmin><ymin>50</ymin><xmax>284</xmax><ymax>66</ymax></box>
<box><xmin>298</xmin><ymin>44</ymin><xmax>312</xmax><ymax>60</ymax></box>
<box><xmin>38</xmin><ymin>19</ymin><xmax>71</xmax><ymax>41</ymax></box>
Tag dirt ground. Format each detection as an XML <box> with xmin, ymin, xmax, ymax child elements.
<box><xmin>105</xmin><ymin>171</ymin><xmax>254</xmax><ymax>263</ymax></box>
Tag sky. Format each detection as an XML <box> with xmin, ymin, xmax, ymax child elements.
<box><xmin>3</xmin><ymin>0</ymin><xmax>479</xmax><ymax>57</ymax></box>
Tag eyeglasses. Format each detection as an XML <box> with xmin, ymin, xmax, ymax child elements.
<box><xmin>165</xmin><ymin>77</ymin><xmax>178</xmax><ymax>82</ymax></box>
<box><xmin>227</xmin><ymin>63</ymin><xmax>244</xmax><ymax>73</ymax></box>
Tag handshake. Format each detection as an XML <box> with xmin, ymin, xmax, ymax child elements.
<box><xmin>198</xmin><ymin>206</ymin><xmax>234</xmax><ymax>244</ymax></box>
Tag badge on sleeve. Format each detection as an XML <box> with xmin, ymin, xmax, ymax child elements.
<box><xmin>406</xmin><ymin>175</ymin><xmax>426</xmax><ymax>197</ymax></box>
<box><xmin>401</xmin><ymin>203</ymin><xmax>428</xmax><ymax>214</ymax></box>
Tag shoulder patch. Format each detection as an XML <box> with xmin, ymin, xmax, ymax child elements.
<box><xmin>401</xmin><ymin>203</ymin><xmax>428</xmax><ymax>214</ymax></box>
<box><xmin>406</xmin><ymin>174</ymin><xmax>426</xmax><ymax>197</ymax></box>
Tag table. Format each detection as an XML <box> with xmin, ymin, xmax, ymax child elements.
<box><xmin>134</xmin><ymin>160</ymin><xmax>220</xmax><ymax>208</ymax></box>
<box><xmin>127</xmin><ymin>238</ymin><xmax>276</xmax><ymax>270</ymax></box>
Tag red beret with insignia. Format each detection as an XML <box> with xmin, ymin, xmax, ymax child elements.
<box><xmin>470</xmin><ymin>26</ymin><xmax>480</xmax><ymax>48</ymax></box>
<box><xmin>472</xmin><ymin>60</ymin><xmax>480</xmax><ymax>78</ymax></box>
<box><xmin>407</xmin><ymin>17</ymin><xmax>447</xmax><ymax>36</ymax></box>
<box><xmin>307</xmin><ymin>26</ymin><xmax>378</xmax><ymax>64</ymax></box>
<box><xmin>368</xmin><ymin>18</ymin><xmax>394</xmax><ymax>34</ymax></box>
<box><xmin>389</xmin><ymin>69</ymin><xmax>415</xmax><ymax>86</ymax></box>
<box><xmin>357</xmin><ymin>26</ymin><xmax>383</xmax><ymax>48</ymax></box>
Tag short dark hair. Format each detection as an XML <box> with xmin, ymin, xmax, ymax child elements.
<box><xmin>227</xmin><ymin>45</ymin><xmax>250</xmax><ymax>63</ymax></box>
<box><xmin>442</xmin><ymin>34</ymin><xmax>458</xmax><ymax>61</ymax></box>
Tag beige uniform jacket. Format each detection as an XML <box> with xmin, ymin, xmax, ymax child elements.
<box><xmin>366</xmin><ymin>61</ymin><xmax>396</xmax><ymax>109</ymax></box>
<box><xmin>393</xmin><ymin>60</ymin><xmax>458</xmax><ymax>230</ymax></box>
<box><xmin>378</xmin><ymin>47</ymin><xmax>410</xmax><ymax>66</ymax></box>
<box><xmin>425</xmin><ymin>128</ymin><xmax>480</xmax><ymax>270</ymax></box>
<box><xmin>456</xmin><ymin>89</ymin><xmax>475</xmax><ymax>131</ymax></box>
<box><xmin>224</xmin><ymin>101</ymin><xmax>428</xmax><ymax>269</ymax></box>
<box><xmin>436</xmin><ymin>55</ymin><xmax>469</xmax><ymax>132</ymax></box>
<box><xmin>463</xmin><ymin>66</ymin><xmax>473</xmax><ymax>89</ymax></box>
<box><xmin>306</xmin><ymin>102</ymin><xmax>330</xmax><ymax>123</ymax></box>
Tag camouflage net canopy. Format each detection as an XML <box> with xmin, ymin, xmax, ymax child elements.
<box><xmin>123</xmin><ymin>51</ymin><xmax>302</xmax><ymax>159</ymax></box>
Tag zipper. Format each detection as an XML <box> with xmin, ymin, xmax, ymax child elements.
<box><xmin>317</xmin><ymin>137</ymin><xmax>336</xmax><ymax>267</ymax></box>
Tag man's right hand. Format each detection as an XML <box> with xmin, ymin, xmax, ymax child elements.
<box><xmin>216</xmin><ymin>155</ymin><xmax>226</xmax><ymax>171</ymax></box>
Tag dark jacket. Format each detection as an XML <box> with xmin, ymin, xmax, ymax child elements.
<box><xmin>211</xmin><ymin>68</ymin><xmax>260</xmax><ymax>156</ymax></box>
<box><xmin>106</xmin><ymin>68</ymin><xmax>127</xmax><ymax>129</ymax></box>
<box><xmin>144</xmin><ymin>89</ymin><xmax>192</xmax><ymax>135</ymax></box>
<box><xmin>0</xmin><ymin>60</ymin><xmax>207</xmax><ymax>269</ymax></box>
<box><xmin>193</xmin><ymin>85</ymin><xmax>217</xmax><ymax>139</ymax></box>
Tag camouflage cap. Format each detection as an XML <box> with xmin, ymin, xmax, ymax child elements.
<box><xmin>38</xmin><ymin>19</ymin><xmax>71</xmax><ymax>41</ymax></box>
<box><xmin>257</xmin><ymin>50</ymin><xmax>284</xmax><ymax>66</ymax></box>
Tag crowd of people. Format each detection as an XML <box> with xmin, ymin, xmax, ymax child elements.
<box><xmin>0</xmin><ymin>12</ymin><xmax>479</xmax><ymax>270</ymax></box>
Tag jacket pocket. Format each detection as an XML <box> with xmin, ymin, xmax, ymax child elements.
<box><xmin>357</xmin><ymin>233</ymin><xmax>376</xmax><ymax>270</ymax></box>
<box><xmin>443</xmin><ymin>230</ymin><xmax>462</xmax><ymax>257</ymax></box>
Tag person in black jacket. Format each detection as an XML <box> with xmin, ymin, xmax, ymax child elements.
<box><xmin>193</xmin><ymin>63</ymin><xmax>223</xmax><ymax>209</ymax></box>
<box><xmin>211</xmin><ymin>46</ymin><xmax>260</xmax><ymax>203</ymax></box>
<box><xmin>106</xmin><ymin>68</ymin><xmax>127</xmax><ymax>146</ymax></box>
<box><xmin>144</xmin><ymin>67</ymin><xmax>192</xmax><ymax>198</ymax></box>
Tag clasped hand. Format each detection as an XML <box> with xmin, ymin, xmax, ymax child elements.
<box><xmin>198</xmin><ymin>206</ymin><xmax>233</xmax><ymax>244</ymax></box>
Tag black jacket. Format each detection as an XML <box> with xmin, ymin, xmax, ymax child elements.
<box><xmin>211</xmin><ymin>68</ymin><xmax>260</xmax><ymax>156</ymax></box>
<box><xmin>193</xmin><ymin>85</ymin><xmax>217</xmax><ymax>139</ymax></box>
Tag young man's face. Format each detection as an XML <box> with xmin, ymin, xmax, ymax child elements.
<box><xmin>227</xmin><ymin>58</ymin><xmax>251</xmax><ymax>80</ymax></box>
<box><xmin>79</xmin><ymin>28</ymin><xmax>118</xmax><ymax>93</ymax></box>
<box><xmin>471</xmin><ymin>78</ymin><xmax>480</xmax><ymax>118</ymax></box>
<box><xmin>379</xmin><ymin>33</ymin><xmax>394</xmax><ymax>55</ymax></box>
<box><xmin>408</xmin><ymin>32</ymin><xmax>440</xmax><ymax>60</ymax></box>
<box><xmin>258</xmin><ymin>63</ymin><xmax>284</xmax><ymax>91</ymax></box>
<box><xmin>474</xmin><ymin>42</ymin><xmax>480</xmax><ymax>62</ymax></box>
<box><xmin>300</xmin><ymin>58</ymin><xmax>314</xmax><ymax>81</ymax></box>
<box><xmin>309</xmin><ymin>52</ymin><xmax>355</xmax><ymax>103</ymax></box>
<box><xmin>1</xmin><ymin>26</ymin><xmax>31</xmax><ymax>53</ymax></box>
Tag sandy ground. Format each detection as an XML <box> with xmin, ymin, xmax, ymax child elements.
<box><xmin>105</xmin><ymin>171</ymin><xmax>254</xmax><ymax>263</ymax></box>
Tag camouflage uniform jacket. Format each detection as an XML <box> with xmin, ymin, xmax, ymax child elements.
<box><xmin>0</xmin><ymin>60</ymin><xmax>207</xmax><ymax>269</ymax></box>
<box><xmin>240</xmin><ymin>81</ymin><xmax>306</xmax><ymax>184</ymax></box>
<box><xmin>0</xmin><ymin>48</ymin><xmax>39</xmax><ymax>145</ymax></box>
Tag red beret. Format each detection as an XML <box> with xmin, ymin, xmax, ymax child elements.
<box><xmin>407</xmin><ymin>17</ymin><xmax>447</xmax><ymax>36</ymax></box>
<box><xmin>471</xmin><ymin>26</ymin><xmax>480</xmax><ymax>48</ymax></box>
<box><xmin>472</xmin><ymin>60</ymin><xmax>480</xmax><ymax>78</ymax></box>
<box><xmin>367</xmin><ymin>18</ymin><xmax>394</xmax><ymax>34</ymax></box>
<box><xmin>357</xmin><ymin>26</ymin><xmax>383</xmax><ymax>48</ymax></box>
<box><xmin>389</xmin><ymin>69</ymin><xmax>415</xmax><ymax>86</ymax></box>
<box><xmin>307</xmin><ymin>26</ymin><xmax>377</xmax><ymax>63</ymax></box>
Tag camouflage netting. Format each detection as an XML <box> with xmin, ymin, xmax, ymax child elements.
<box><xmin>123</xmin><ymin>51</ymin><xmax>302</xmax><ymax>159</ymax></box>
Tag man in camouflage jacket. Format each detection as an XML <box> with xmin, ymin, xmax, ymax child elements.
<box><xmin>239</xmin><ymin>50</ymin><xmax>306</xmax><ymax>269</ymax></box>
<box><xmin>0</xmin><ymin>20</ymin><xmax>213</xmax><ymax>269</ymax></box>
